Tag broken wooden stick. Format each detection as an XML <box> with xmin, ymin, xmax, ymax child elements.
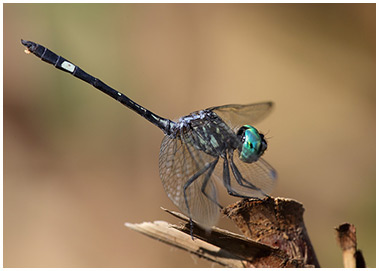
<box><xmin>126</xmin><ymin>197</ymin><xmax>319</xmax><ymax>267</ymax></box>
<box><xmin>125</xmin><ymin>220</ymin><xmax>245</xmax><ymax>267</ymax></box>
<box><xmin>335</xmin><ymin>223</ymin><xmax>366</xmax><ymax>268</ymax></box>
<box><xmin>223</xmin><ymin>197</ymin><xmax>320</xmax><ymax>267</ymax></box>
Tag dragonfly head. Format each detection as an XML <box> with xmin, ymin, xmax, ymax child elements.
<box><xmin>236</xmin><ymin>125</ymin><xmax>267</xmax><ymax>163</ymax></box>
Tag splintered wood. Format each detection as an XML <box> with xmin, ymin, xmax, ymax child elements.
<box><xmin>126</xmin><ymin>197</ymin><xmax>320</xmax><ymax>267</ymax></box>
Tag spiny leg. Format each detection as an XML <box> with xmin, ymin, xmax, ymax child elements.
<box><xmin>229</xmin><ymin>151</ymin><xmax>259</xmax><ymax>190</ymax></box>
<box><xmin>200</xmin><ymin>158</ymin><xmax>223</xmax><ymax>209</ymax></box>
<box><xmin>183</xmin><ymin>161</ymin><xmax>215</xmax><ymax>239</ymax></box>
<box><xmin>222</xmin><ymin>155</ymin><xmax>251</xmax><ymax>198</ymax></box>
<box><xmin>229</xmin><ymin>149</ymin><xmax>267</xmax><ymax>195</ymax></box>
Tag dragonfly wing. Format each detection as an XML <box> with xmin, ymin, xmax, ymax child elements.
<box><xmin>209</xmin><ymin>102</ymin><xmax>274</xmax><ymax>131</ymax></box>
<box><xmin>214</xmin><ymin>150</ymin><xmax>277</xmax><ymax>198</ymax></box>
<box><xmin>159</xmin><ymin>135</ymin><xmax>221</xmax><ymax>229</ymax></box>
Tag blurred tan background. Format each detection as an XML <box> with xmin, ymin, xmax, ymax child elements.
<box><xmin>4</xmin><ymin>3</ymin><xmax>375</xmax><ymax>267</ymax></box>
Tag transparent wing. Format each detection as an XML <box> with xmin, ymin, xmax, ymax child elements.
<box><xmin>208</xmin><ymin>102</ymin><xmax>274</xmax><ymax>132</ymax></box>
<box><xmin>158</xmin><ymin>135</ymin><xmax>221</xmax><ymax>229</ymax></box>
<box><xmin>214</xmin><ymin>150</ymin><xmax>277</xmax><ymax>198</ymax></box>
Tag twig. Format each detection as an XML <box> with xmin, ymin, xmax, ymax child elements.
<box><xmin>335</xmin><ymin>223</ymin><xmax>366</xmax><ymax>268</ymax></box>
<box><xmin>125</xmin><ymin>220</ymin><xmax>245</xmax><ymax>267</ymax></box>
<box><xmin>126</xmin><ymin>197</ymin><xmax>317</xmax><ymax>267</ymax></box>
<box><xmin>164</xmin><ymin>209</ymin><xmax>306</xmax><ymax>267</ymax></box>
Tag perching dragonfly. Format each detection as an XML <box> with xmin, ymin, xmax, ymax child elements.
<box><xmin>21</xmin><ymin>39</ymin><xmax>277</xmax><ymax>230</ymax></box>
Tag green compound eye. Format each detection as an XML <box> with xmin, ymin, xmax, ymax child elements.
<box><xmin>236</xmin><ymin>125</ymin><xmax>267</xmax><ymax>163</ymax></box>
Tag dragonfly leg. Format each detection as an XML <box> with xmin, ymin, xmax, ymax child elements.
<box><xmin>182</xmin><ymin>161</ymin><xmax>215</xmax><ymax>238</ymax></box>
<box><xmin>200</xmin><ymin>158</ymin><xmax>223</xmax><ymax>209</ymax></box>
<box><xmin>222</xmin><ymin>156</ymin><xmax>251</xmax><ymax>198</ymax></box>
<box><xmin>229</xmin><ymin>150</ymin><xmax>267</xmax><ymax>196</ymax></box>
<box><xmin>230</xmin><ymin>157</ymin><xmax>259</xmax><ymax>190</ymax></box>
<box><xmin>183</xmin><ymin>164</ymin><xmax>210</xmax><ymax>213</ymax></box>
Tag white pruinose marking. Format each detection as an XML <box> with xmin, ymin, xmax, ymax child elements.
<box><xmin>61</xmin><ymin>61</ymin><xmax>75</xmax><ymax>72</ymax></box>
<box><xmin>151</xmin><ymin>114</ymin><xmax>160</xmax><ymax>122</ymax></box>
<box><xmin>117</xmin><ymin>92</ymin><xmax>121</xmax><ymax>96</ymax></box>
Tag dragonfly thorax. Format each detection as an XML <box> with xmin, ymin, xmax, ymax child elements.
<box><xmin>177</xmin><ymin>110</ymin><xmax>238</xmax><ymax>157</ymax></box>
<box><xmin>236</xmin><ymin>125</ymin><xmax>267</xmax><ymax>163</ymax></box>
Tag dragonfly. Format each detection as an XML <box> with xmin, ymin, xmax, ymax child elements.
<box><xmin>21</xmin><ymin>39</ymin><xmax>277</xmax><ymax>231</ymax></box>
